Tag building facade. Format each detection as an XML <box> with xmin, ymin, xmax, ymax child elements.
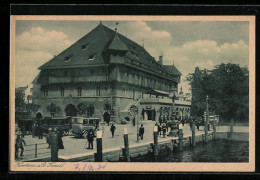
<box><xmin>32</xmin><ymin>22</ymin><xmax>182</xmax><ymax>122</ymax></box>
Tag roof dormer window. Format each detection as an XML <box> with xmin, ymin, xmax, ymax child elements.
<box><xmin>64</xmin><ymin>54</ymin><xmax>73</xmax><ymax>62</ymax></box>
<box><xmin>64</xmin><ymin>56</ymin><xmax>70</xmax><ymax>62</ymax></box>
<box><xmin>81</xmin><ymin>43</ymin><xmax>89</xmax><ymax>50</ymax></box>
<box><xmin>88</xmin><ymin>53</ymin><xmax>96</xmax><ymax>61</ymax></box>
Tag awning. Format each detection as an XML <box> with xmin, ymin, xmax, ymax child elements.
<box><xmin>146</xmin><ymin>89</ymin><xmax>169</xmax><ymax>96</ymax></box>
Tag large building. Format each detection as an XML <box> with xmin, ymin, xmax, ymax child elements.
<box><xmin>32</xmin><ymin>22</ymin><xmax>182</xmax><ymax>122</ymax></box>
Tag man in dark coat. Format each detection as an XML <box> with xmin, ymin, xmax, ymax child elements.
<box><xmin>162</xmin><ymin>123</ymin><xmax>167</xmax><ymax>138</ymax></box>
<box><xmin>86</xmin><ymin>129</ymin><xmax>94</xmax><ymax>149</ymax></box>
<box><xmin>110</xmin><ymin>123</ymin><xmax>116</xmax><ymax>138</ymax></box>
<box><xmin>139</xmin><ymin>124</ymin><xmax>145</xmax><ymax>140</ymax></box>
<box><xmin>15</xmin><ymin>134</ymin><xmax>26</xmax><ymax>159</ymax></box>
<box><xmin>103</xmin><ymin>111</ymin><xmax>110</xmax><ymax>126</ymax></box>
<box><xmin>57</xmin><ymin>128</ymin><xmax>64</xmax><ymax>149</ymax></box>
<box><xmin>31</xmin><ymin>122</ymin><xmax>37</xmax><ymax>138</ymax></box>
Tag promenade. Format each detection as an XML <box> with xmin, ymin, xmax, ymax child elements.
<box><xmin>17</xmin><ymin>121</ymin><xmax>249</xmax><ymax>162</ymax></box>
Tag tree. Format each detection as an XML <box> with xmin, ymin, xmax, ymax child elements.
<box><xmin>77</xmin><ymin>103</ymin><xmax>87</xmax><ymax>116</ymax></box>
<box><xmin>15</xmin><ymin>89</ymin><xmax>26</xmax><ymax>112</ymax></box>
<box><xmin>26</xmin><ymin>103</ymin><xmax>40</xmax><ymax>115</ymax></box>
<box><xmin>187</xmin><ymin>63</ymin><xmax>249</xmax><ymax>123</ymax></box>
<box><xmin>47</xmin><ymin>103</ymin><xmax>61</xmax><ymax>118</ymax></box>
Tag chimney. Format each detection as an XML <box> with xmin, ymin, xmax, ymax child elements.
<box><xmin>159</xmin><ymin>56</ymin><xmax>163</xmax><ymax>65</ymax></box>
<box><xmin>172</xmin><ymin>59</ymin><xmax>175</xmax><ymax>66</ymax></box>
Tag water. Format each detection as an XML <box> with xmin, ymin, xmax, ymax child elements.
<box><xmin>132</xmin><ymin>139</ymin><xmax>249</xmax><ymax>162</ymax></box>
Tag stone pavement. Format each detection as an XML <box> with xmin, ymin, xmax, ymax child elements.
<box><xmin>16</xmin><ymin>121</ymin><xmax>249</xmax><ymax>162</ymax></box>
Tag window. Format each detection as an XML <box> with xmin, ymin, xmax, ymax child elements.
<box><xmin>81</xmin><ymin>43</ymin><xmax>89</xmax><ymax>50</ymax></box>
<box><xmin>64</xmin><ymin>56</ymin><xmax>70</xmax><ymax>62</ymax></box>
<box><xmin>88</xmin><ymin>54</ymin><xmax>96</xmax><ymax>61</ymax></box>
<box><xmin>60</xmin><ymin>87</ymin><xmax>65</xmax><ymax>97</ymax></box>
<box><xmin>90</xmin><ymin>70</ymin><xmax>94</xmax><ymax>75</ymax></box>
<box><xmin>77</xmin><ymin>87</ymin><xmax>82</xmax><ymax>96</ymax></box>
<box><xmin>133</xmin><ymin>89</ymin><xmax>135</xmax><ymax>100</ymax></box>
<box><xmin>64</xmin><ymin>54</ymin><xmax>73</xmax><ymax>62</ymax></box>
<box><xmin>96</xmin><ymin>86</ymin><xmax>100</xmax><ymax>96</ymax></box>
<box><xmin>64</xmin><ymin>70</ymin><xmax>68</xmax><ymax>76</ymax></box>
<box><xmin>30</xmin><ymin>88</ymin><xmax>33</xmax><ymax>92</ymax></box>
<box><xmin>43</xmin><ymin>88</ymin><xmax>48</xmax><ymax>97</ymax></box>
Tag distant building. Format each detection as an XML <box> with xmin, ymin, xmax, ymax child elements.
<box><xmin>16</xmin><ymin>84</ymin><xmax>33</xmax><ymax>104</ymax></box>
<box><xmin>174</xmin><ymin>87</ymin><xmax>191</xmax><ymax>120</ymax></box>
<box><xmin>32</xmin><ymin>22</ymin><xmax>182</xmax><ymax>122</ymax></box>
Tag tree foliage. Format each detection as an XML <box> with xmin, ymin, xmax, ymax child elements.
<box><xmin>47</xmin><ymin>103</ymin><xmax>61</xmax><ymax>117</ymax></box>
<box><xmin>186</xmin><ymin>63</ymin><xmax>249</xmax><ymax>122</ymax></box>
<box><xmin>15</xmin><ymin>89</ymin><xmax>26</xmax><ymax>112</ymax></box>
<box><xmin>77</xmin><ymin>103</ymin><xmax>87</xmax><ymax>116</ymax></box>
<box><xmin>26</xmin><ymin>103</ymin><xmax>40</xmax><ymax>114</ymax></box>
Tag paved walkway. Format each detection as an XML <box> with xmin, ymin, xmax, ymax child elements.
<box><xmin>16</xmin><ymin>121</ymin><xmax>249</xmax><ymax>162</ymax></box>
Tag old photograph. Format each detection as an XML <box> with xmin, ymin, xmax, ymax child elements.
<box><xmin>10</xmin><ymin>16</ymin><xmax>255</xmax><ymax>172</ymax></box>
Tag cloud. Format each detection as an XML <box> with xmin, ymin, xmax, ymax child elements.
<box><xmin>15</xmin><ymin>27</ymin><xmax>72</xmax><ymax>87</ymax></box>
<box><xmin>16</xmin><ymin>26</ymin><xmax>72</xmax><ymax>55</ymax></box>
<box><xmin>119</xmin><ymin>21</ymin><xmax>172</xmax><ymax>56</ymax></box>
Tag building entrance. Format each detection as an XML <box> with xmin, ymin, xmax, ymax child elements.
<box><xmin>144</xmin><ymin>110</ymin><xmax>155</xmax><ymax>121</ymax></box>
<box><xmin>65</xmin><ymin>104</ymin><xmax>77</xmax><ymax>117</ymax></box>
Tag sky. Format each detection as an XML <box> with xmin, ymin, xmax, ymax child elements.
<box><xmin>14</xmin><ymin>20</ymin><xmax>249</xmax><ymax>93</ymax></box>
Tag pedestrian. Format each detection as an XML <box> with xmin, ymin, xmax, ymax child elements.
<box><xmin>46</xmin><ymin>128</ymin><xmax>52</xmax><ymax>149</ymax></box>
<box><xmin>166</xmin><ymin>120</ymin><xmax>169</xmax><ymax>132</ymax></box>
<box><xmin>132</xmin><ymin>116</ymin><xmax>135</xmax><ymax>126</ymax></box>
<box><xmin>182</xmin><ymin>119</ymin><xmax>185</xmax><ymax>126</ymax></box>
<box><xmin>139</xmin><ymin>124</ymin><xmax>145</xmax><ymax>140</ymax></box>
<box><xmin>86</xmin><ymin>129</ymin><xmax>94</xmax><ymax>149</ymax></box>
<box><xmin>31</xmin><ymin>122</ymin><xmax>37</xmax><ymax>138</ymax></box>
<box><xmin>15</xmin><ymin>134</ymin><xmax>26</xmax><ymax>160</ymax></box>
<box><xmin>110</xmin><ymin>123</ymin><xmax>116</xmax><ymax>138</ymax></box>
<box><xmin>162</xmin><ymin>123</ymin><xmax>167</xmax><ymax>138</ymax></box>
<box><xmin>196</xmin><ymin>120</ymin><xmax>200</xmax><ymax>131</ymax></box>
<box><xmin>21</xmin><ymin>125</ymin><xmax>26</xmax><ymax>137</ymax></box>
<box><xmin>159</xmin><ymin>115</ymin><xmax>163</xmax><ymax>126</ymax></box>
<box><xmin>38</xmin><ymin>124</ymin><xmax>44</xmax><ymax>139</ymax></box>
<box><xmin>57</xmin><ymin>128</ymin><xmax>64</xmax><ymax>149</ymax></box>
<box><xmin>103</xmin><ymin>110</ymin><xmax>110</xmax><ymax>126</ymax></box>
<box><xmin>158</xmin><ymin>124</ymin><xmax>162</xmax><ymax>136</ymax></box>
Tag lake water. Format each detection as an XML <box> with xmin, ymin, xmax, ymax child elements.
<box><xmin>132</xmin><ymin>139</ymin><xmax>249</xmax><ymax>162</ymax></box>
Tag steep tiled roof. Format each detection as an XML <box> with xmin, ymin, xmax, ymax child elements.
<box><xmin>39</xmin><ymin>22</ymin><xmax>181</xmax><ymax>77</ymax></box>
<box><xmin>163</xmin><ymin>65</ymin><xmax>182</xmax><ymax>76</ymax></box>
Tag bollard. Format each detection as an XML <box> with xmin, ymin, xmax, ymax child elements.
<box><xmin>123</xmin><ymin>128</ymin><xmax>130</xmax><ymax>162</ymax></box>
<box><xmin>178</xmin><ymin>124</ymin><xmax>183</xmax><ymax>150</ymax></box>
<box><xmin>230</xmin><ymin>120</ymin><xmax>234</xmax><ymax>139</ymax></box>
<box><xmin>96</xmin><ymin>130</ymin><xmax>103</xmax><ymax>162</ymax></box>
<box><xmin>35</xmin><ymin>144</ymin><xmax>37</xmax><ymax>158</ymax></box>
<box><xmin>204</xmin><ymin>120</ymin><xmax>208</xmax><ymax>143</ymax></box>
<box><xmin>153</xmin><ymin>126</ymin><xmax>159</xmax><ymax>157</ymax></box>
<box><xmin>51</xmin><ymin>132</ymin><xmax>58</xmax><ymax>162</ymax></box>
<box><xmin>178</xmin><ymin>129</ymin><xmax>183</xmax><ymax>151</ymax></box>
<box><xmin>192</xmin><ymin>121</ymin><xmax>196</xmax><ymax>147</ymax></box>
<box><xmin>213</xmin><ymin>121</ymin><xmax>216</xmax><ymax>140</ymax></box>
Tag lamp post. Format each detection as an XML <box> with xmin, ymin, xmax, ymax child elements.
<box><xmin>168</xmin><ymin>86</ymin><xmax>178</xmax><ymax>136</ymax></box>
<box><xmin>205</xmin><ymin>95</ymin><xmax>209</xmax><ymax>143</ymax></box>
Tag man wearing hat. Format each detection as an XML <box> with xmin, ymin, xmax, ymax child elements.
<box><xmin>15</xmin><ymin>134</ymin><xmax>26</xmax><ymax>160</ymax></box>
<box><xmin>46</xmin><ymin>128</ymin><xmax>52</xmax><ymax>149</ymax></box>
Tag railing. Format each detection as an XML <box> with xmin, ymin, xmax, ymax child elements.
<box><xmin>18</xmin><ymin>142</ymin><xmax>50</xmax><ymax>161</ymax></box>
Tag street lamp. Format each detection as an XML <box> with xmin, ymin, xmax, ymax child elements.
<box><xmin>205</xmin><ymin>95</ymin><xmax>209</xmax><ymax>143</ymax></box>
<box><xmin>168</xmin><ymin>86</ymin><xmax>179</xmax><ymax>136</ymax></box>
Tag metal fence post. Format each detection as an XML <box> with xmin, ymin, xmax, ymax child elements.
<box><xmin>35</xmin><ymin>144</ymin><xmax>37</xmax><ymax>158</ymax></box>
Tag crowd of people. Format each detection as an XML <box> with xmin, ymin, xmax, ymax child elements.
<box><xmin>15</xmin><ymin>112</ymin><xmax>210</xmax><ymax>160</ymax></box>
